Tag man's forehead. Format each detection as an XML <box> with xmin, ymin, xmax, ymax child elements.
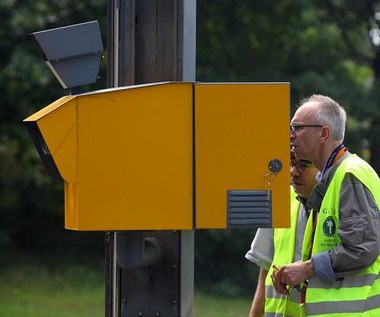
<box><xmin>293</xmin><ymin>102</ymin><xmax>317</xmax><ymax>122</ymax></box>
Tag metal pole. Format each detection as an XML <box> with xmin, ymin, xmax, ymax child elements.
<box><xmin>107</xmin><ymin>0</ymin><xmax>119</xmax><ymax>88</ymax></box>
<box><xmin>106</xmin><ymin>2</ymin><xmax>120</xmax><ymax>317</ymax></box>
<box><xmin>106</xmin><ymin>1</ymin><xmax>196</xmax><ymax>316</ymax></box>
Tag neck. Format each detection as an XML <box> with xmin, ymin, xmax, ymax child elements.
<box><xmin>314</xmin><ymin>142</ymin><xmax>342</xmax><ymax>172</ymax></box>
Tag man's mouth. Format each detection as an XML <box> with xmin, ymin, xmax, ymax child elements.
<box><xmin>291</xmin><ymin>179</ymin><xmax>302</xmax><ymax>186</ymax></box>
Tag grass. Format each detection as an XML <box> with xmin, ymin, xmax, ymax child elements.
<box><xmin>0</xmin><ymin>256</ymin><xmax>252</xmax><ymax>317</ymax></box>
<box><xmin>195</xmin><ymin>291</ymin><xmax>251</xmax><ymax>316</ymax></box>
<box><xmin>0</xmin><ymin>260</ymin><xmax>104</xmax><ymax>317</ymax></box>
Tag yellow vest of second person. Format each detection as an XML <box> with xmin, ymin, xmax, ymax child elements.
<box><xmin>264</xmin><ymin>188</ymin><xmax>303</xmax><ymax>317</ymax></box>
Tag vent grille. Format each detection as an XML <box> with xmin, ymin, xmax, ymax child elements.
<box><xmin>227</xmin><ymin>190</ymin><xmax>272</xmax><ymax>228</ymax></box>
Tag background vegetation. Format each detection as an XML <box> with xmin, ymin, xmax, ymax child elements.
<box><xmin>1</xmin><ymin>0</ymin><xmax>380</xmax><ymax>314</ymax></box>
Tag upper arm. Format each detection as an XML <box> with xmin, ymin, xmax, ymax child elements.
<box><xmin>330</xmin><ymin>174</ymin><xmax>380</xmax><ymax>275</ymax></box>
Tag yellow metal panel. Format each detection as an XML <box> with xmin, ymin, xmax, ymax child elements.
<box><xmin>25</xmin><ymin>82</ymin><xmax>290</xmax><ymax>231</ymax></box>
<box><xmin>65</xmin><ymin>183</ymin><xmax>79</xmax><ymax>229</ymax></box>
<box><xmin>24</xmin><ymin>95</ymin><xmax>76</xmax><ymax>121</ymax></box>
<box><xmin>195</xmin><ymin>83</ymin><xmax>290</xmax><ymax>229</ymax></box>
<box><xmin>33</xmin><ymin>97</ymin><xmax>78</xmax><ymax>183</ymax></box>
<box><xmin>66</xmin><ymin>82</ymin><xmax>193</xmax><ymax>230</ymax></box>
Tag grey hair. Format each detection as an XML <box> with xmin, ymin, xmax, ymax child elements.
<box><xmin>300</xmin><ymin>94</ymin><xmax>346</xmax><ymax>142</ymax></box>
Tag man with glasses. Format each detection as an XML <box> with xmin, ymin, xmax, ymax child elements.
<box><xmin>272</xmin><ymin>94</ymin><xmax>380</xmax><ymax>316</ymax></box>
<box><xmin>246</xmin><ymin>152</ymin><xmax>318</xmax><ymax>317</ymax></box>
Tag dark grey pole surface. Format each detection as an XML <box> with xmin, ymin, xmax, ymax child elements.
<box><xmin>105</xmin><ymin>1</ymin><xmax>196</xmax><ymax>316</ymax></box>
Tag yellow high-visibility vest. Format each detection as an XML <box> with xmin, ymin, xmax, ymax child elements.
<box><xmin>302</xmin><ymin>154</ymin><xmax>380</xmax><ymax>317</ymax></box>
<box><xmin>265</xmin><ymin>188</ymin><xmax>303</xmax><ymax>317</ymax></box>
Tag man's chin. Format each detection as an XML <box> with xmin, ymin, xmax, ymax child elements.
<box><xmin>293</xmin><ymin>184</ymin><xmax>304</xmax><ymax>192</ymax></box>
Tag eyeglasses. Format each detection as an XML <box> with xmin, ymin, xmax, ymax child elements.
<box><xmin>291</xmin><ymin>160</ymin><xmax>313</xmax><ymax>172</ymax></box>
<box><xmin>290</xmin><ymin>124</ymin><xmax>323</xmax><ymax>133</ymax></box>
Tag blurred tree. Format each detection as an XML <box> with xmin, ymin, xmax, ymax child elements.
<box><xmin>197</xmin><ymin>0</ymin><xmax>378</xmax><ymax>156</ymax></box>
<box><xmin>0</xmin><ymin>0</ymin><xmax>107</xmax><ymax>256</ymax></box>
<box><xmin>1</xmin><ymin>0</ymin><xmax>380</xmax><ymax>296</ymax></box>
<box><xmin>312</xmin><ymin>0</ymin><xmax>380</xmax><ymax>173</ymax></box>
<box><xmin>196</xmin><ymin>0</ymin><xmax>380</xmax><ymax>295</ymax></box>
<box><xmin>195</xmin><ymin>229</ymin><xmax>259</xmax><ymax>296</ymax></box>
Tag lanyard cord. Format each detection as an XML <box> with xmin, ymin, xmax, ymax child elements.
<box><xmin>321</xmin><ymin>143</ymin><xmax>347</xmax><ymax>178</ymax></box>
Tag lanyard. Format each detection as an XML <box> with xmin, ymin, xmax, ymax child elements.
<box><xmin>319</xmin><ymin>143</ymin><xmax>347</xmax><ymax>180</ymax></box>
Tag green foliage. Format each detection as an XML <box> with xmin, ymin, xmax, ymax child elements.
<box><xmin>195</xmin><ymin>290</ymin><xmax>252</xmax><ymax>316</ymax></box>
<box><xmin>2</xmin><ymin>0</ymin><xmax>380</xmax><ymax>300</ymax></box>
<box><xmin>0</xmin><ymin>257</ymin><xmax>104</xmax><ymax>317</ymax></box>
<box><xmin>0</xmin><ymin>254</ymin><xmax>251</xmax><ymax>317</ymax></box>
<box><xmin>195</xmin><ymin>229</ymin><xmax>259</xmax><ymax>296</ymax></box>
<box><xmin>0</xmin><ymin>0</ymin><xmax>107</xmax><ymax>254</ymax></box>
<box><xmin>197</xmin><ymin>0</ymin><xmax>380</xmax><ymax>172</ymax></box>
<box><xmin>195</xmin><ymin>0</ymin><xmax>380</xmax><ymax>294</ymax></box>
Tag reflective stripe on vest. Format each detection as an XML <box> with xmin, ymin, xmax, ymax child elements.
<box><xmin>265</xmin><ymin>284</ymin><xmax>301</xmax><ymax>317</ymax></box>
<box><xmin>303</xmin><ymin>154</ymin><xmax>380</xmax><ymax>316</ymax></box>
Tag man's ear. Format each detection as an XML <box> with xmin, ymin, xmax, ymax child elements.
<box><xmin>319</xmin><ymin>126</ymin><xmax>330</xmax><ymax>142</ymax></box>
